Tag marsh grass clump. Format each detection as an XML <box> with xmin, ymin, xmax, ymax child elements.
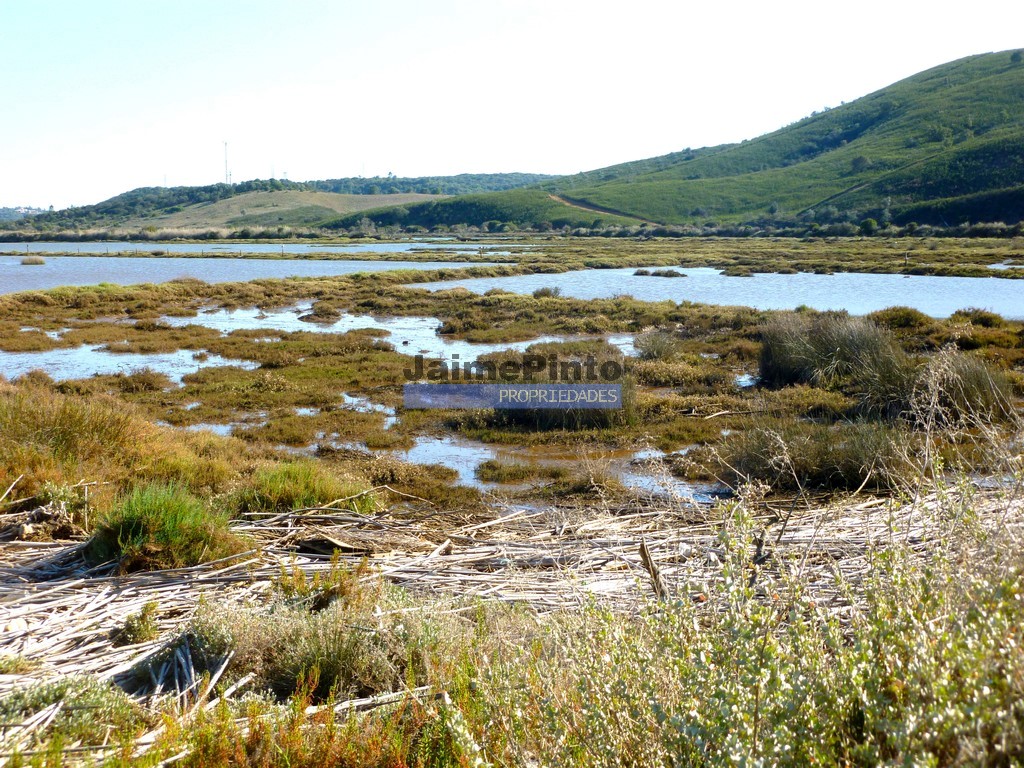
<box><xmin>475</xmin><ymin>459</ymin><xmax>569</xmax><ymax>483</ymax></box>
<box><xmin>113</xmin><ymin>367</ymin><xmax>174</xmax><ymax>393</ymax></box>
<box><xmin>532</xmin><ymin>286</ymin><xmax>561</xmax><ymax>298</ymax></box>
<box><xmin>868</xmin><ymin>305</ymin><xmax>934</xmax><ymax>331</ymax></box>
<box><xmin>358</xmin><ymin>454</ymin><xmax>480</xmax><ymax>509</ymax></box>
<box><xmin>913</xmin><ymin>347</ymin><xmax>1016</xmax><ymax>427</ymax></box>
<box><xmin>543</xmin><ymin>462</ymin><xmax>626</xmax><ymax>499</ymax></box>
<box><xmin>951</xmin><ymin>307</ymin><xmax>1005</xmax><ymax>328</ymax></box>
<box><xmin>234</xmin><ymin>460</ymin><xmax>373</xmax><ymax>515</ymax></box>
<box><xmin>0</xmin><ymin>381</ymin><xmax>152</xmax><ymax>506</ymax></box>
<box><xmin>301</xmin><ymin>299</ymin><xmax>343</xmax><ymax>323</ymax></box>
<box><xmin>86</xmin><ymin>483</ymin><xmax>248</xmax><ymax>572</ymax></box>
<box><xmin>634</xmin><ymin>330</ymin><xmax>684</xmax><ymax>361</ymax></box>
<box><xmin>714</xmin><ymin>419</ymin><xmax>914</xmax><ymax>491</ymax></box>
<box><xmin>631</xmin><ymin>359</ymin><xmax>733</xmax><ymax>392</ymax></box>
<box><xmin>759</xmin><ymin>312</ymin><xmax>918</xmax><ymax>417</ymax></box>
<box><xmin>20</xmin><ymin>255</ymin><xmax>45</xmax><ymax>265</ymax></box>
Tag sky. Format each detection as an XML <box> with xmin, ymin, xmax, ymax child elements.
<box><xmin>2</xmin><ymin>0</ymin><xmax>1021</xmax><ymax>209</ymax></box>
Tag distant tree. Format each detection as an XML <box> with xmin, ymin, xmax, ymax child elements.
<box><xmin>1012</xmin><ymin>50</ymin><xmax>1023</xmax><ymax>64</ymax></box>
<box><xmin>859</xmin><ymin>218</ymin><xmax>879</xmax><ymax>236</ymax></box>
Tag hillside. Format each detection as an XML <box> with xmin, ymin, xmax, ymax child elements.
<box><xmin>12</xmin><ymin>173</ymin><xmax>553</xmax><ymax>231</ymax></box>
<box><xmin>323</xmin><ymin>188</ymin><xmax>646</xmax><ymax>231</ymax></box>
<box><xmin>118</xmin><ymin>190</ymin><xmax>444</xmax><ymax>229</ymax></box>
<box><xmin>342</xmin><ymin>50</ymin><xmax>1024</xmax><ymax>231</ymax></box>
<box><xmin>552</xmin><ymin>50</ymin><xmax>1024</xmax><ymax>226</ymax></box>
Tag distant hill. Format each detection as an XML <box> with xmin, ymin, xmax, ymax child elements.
<box><xmin>340</xmin><ymin>49</ymin><xmax>1024</xmax><ymax>231</ymax></box>
<box><xmin>118</xmin><ymin>190</ymin><xmax>444</xmax><ymax>230</ymax></box>
<box><xmin>13</xmin><ymin>51</ymin><xmax>1024</xmax><ymax>235</ymax></box>
<box><xmin>324</xmin><ymin>189</ymin><xmax>646</xmax><ymax>232</ymax></box>
<box><xmin>12</xmin><ymin>173</ymin><xmax>555</xmax><ymax>231</ymax></box>
<box><xmin>308</xmin><ymin>173</ymin><xmax>554</xmax><ymax>196</ymax></box>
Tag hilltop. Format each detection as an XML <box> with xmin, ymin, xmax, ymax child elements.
<box><xmin>337</xmin><ymin>49</ymin><xmax>1024</xmax><ymax>232</ymax></box>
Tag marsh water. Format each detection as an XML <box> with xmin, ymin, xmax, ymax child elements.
<box><xmin>0</xmin><ymin>345</ymin><xmax>258</xmax><ymax>383</ymax></box>
<box><xmin>413</xmin><ymin>266</ymin><xmax>1024</xmax><ymax>319</ymax></box>
<box><xmin>0</xmin><ymin>255</ymin><xmax>497</xmax><ymax>295</ymax></box>
<box><xmin>1</xmin><ymin>240</ymin><xmax>502</xmax><ymax>255</ymax></box>
<box><xmin>3</xmin><ymin>306</ymin><xmax>636</xmax><ymax>384</ymax></box>
<box><xmin>277</xmin><ymin>431</ymin><xmax>715</xmax><ymax>500</ymax></box>
<box><xmin>11</xmin><ymin>252</ymin><xmax>1019</xmax><ymax>498</ymax></box>
<box><xmin>158</xmin><ymin>304</ymin><xmax>637</xmax><ymax>360</ymax></box>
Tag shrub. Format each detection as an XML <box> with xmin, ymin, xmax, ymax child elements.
<box><xmin>186</xmin><ymin>567</ymin><xmax>469</xmax><ymax>702</ymax></box>
<box><xmin>495</xmin><ymin>528</ymin><xmax>1024</xmax><ymax>766</ymax></box>
<box><xmin>950</xmin><ymin>307</ymin><xmax>1005</xmax><ymax>328</ymax></box>
<box><xmin>859</xmin><ymin>218</ymin><xmax>879</xmax><ymax>235</ymax></box>
<box><xmin>0</xmin><ymin>676</ymin><xmax>152</xmax><ymax>749</ymax></box>
<box><xmin>532</xmin><ymin>286</ymin><xmax>561</xmax><ymax>298</ymax></box>
<box><xmin>86</xmin><ymin>483</ymin><xmax>248</xmax><ymax>571</ymax></box>
<box><xmin>633</xmin><ymin>330</ymin><xmax>683</xmax><ymax>361</ymax></box>
<box><xmin>112</xmin><ymin>601</ymin><xmax>160</xmax><ymax>646</ymax></box>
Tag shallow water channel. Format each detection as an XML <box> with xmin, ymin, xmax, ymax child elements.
<box><xmin>1</xmin><ymin>240</ymin><xmax>505</xmax><ymax>255</ymax></box>
<box><xmin>412</xmin><ymin>266</ymin><xmax>1024</xmax><ymax>319</ymax></box>
<box><xmin>0</xmin><ymin>344</ymin><xmax>258</xmax><ymax>383</ymax></box>
<box><xmin>158</xmin><ymin>303</ymin><xmax>637</xmax><ymax>359</ymax></box>
<box><xmin>0</xmin><ymin>255</ymin><xmax>498</xmax><ymax>295</ymax></box>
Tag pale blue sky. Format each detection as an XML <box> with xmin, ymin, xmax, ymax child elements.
<box><xmin>2</xmin><ymin>0</ymin><xmax>1021</xmax><ymax>208</ymax></box>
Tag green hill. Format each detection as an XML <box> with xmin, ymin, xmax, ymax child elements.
<box><xmin>14</xmin><ymin>51</ymin><xmax>1024</xmax><ymax>235</ymax></box>
<box><xmin>12</xmin><ymin>173</ymin><xmax>555</xmax><ymax>231</ymax></box>
<box><xmin>551</xmin><ymin>50</ymin><xmax>1024</xmax><ymax>226</ymax></box>
<box><xmin>118</xmin><ymin>190</ymin><xmax>445</xmax><ymax>229</ymax></box>
<box><xmin>324</xmin><ymin>188</ymin><xmax>645</xmax><ymax>231</ymax></box>
<box><xmin>338</xmin><ymin>50</ymin><xmax>1024</xmax><ymax>231</ymax></box>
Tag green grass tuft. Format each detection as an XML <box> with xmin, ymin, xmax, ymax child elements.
<box><xmin>234</xmin><ymin>460</ymin><xmax>373</xmax><ymax>515</ymax></box>
<box><xmin>86</xmin><ymin>483</ymin><xmax>249</xmax><ymax>571</ymax></box>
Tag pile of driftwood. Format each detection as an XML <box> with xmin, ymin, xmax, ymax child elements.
<box><xmin>2</xmin><ymin>483</ymin><xmax>1022</xmax><ymax>760</ymax></box>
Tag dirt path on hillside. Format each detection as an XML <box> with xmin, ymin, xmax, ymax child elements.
<box><xmin>547</xmin><ymin>194</ymin><xmax>657</xmax><ymax>225</ymax></box>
